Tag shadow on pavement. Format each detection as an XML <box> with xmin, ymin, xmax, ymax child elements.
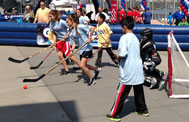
<box><xmin>0</xmin><ymin>101</ymin><xmax>78</xmax><ymax>122</ymax></box>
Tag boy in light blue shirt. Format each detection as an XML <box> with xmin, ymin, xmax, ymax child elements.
<box><xmin>107</xmin><ymin>16</ymin><xmax>149</xmax><ymax>122</ymax></box>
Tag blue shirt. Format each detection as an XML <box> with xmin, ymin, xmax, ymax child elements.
<box><xmin>168</xmin><ymin>15</ymin><xmax>172</xmax><ymax>24</ymax></box>
<box><xmin>79</xmin><ymin>16</ymin><xmax>89</xmax><ymax>24</ymax></box>
<box><xmin>69</xmin><ymin>24</ymin><xmax>93</xmax><ymax>55</ymax></box>
<box><xmin>49</xmin><ymin>19</ymin><xmax>69</xmax><ymax>40</ymax></box>
<box><xmin>118</xmin><ymin>33</ymin><xmax>144</xmax><ymax>85</ymax></box>
<box><xmin>172</xmin><ymin>11</ymin><xmax>185</xmax><ymax>21</ymax></box>
<box><xmin>143</xmin><ymin>11</ymin><xmax>152</xmax><ymax>24</ymax></box>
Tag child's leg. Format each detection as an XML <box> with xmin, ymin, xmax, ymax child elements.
<box><xmin>109</xmin><ymin>83</ymin><xmax>132</xmax><ymax>118</ymax></box>
<box><xmin>69</xmin><ymin>54</ymin><xmax>80</xmax><ymax>67</ymax></box>
<box><xmin>57</xmin><ymin>51</ymin><xmax>69</xmax><ymax>71</ymax></box>
<box><xmin>62</xmin><ymin>52</ymin><xmax>70</xmax><ymax>64</ymax></box>
<box><xmin>86</xmin><ymin>64</ymin><xmax>97</xmax><ymax>71</ymax></box>
<box><xmin>106</xmin><ymin>48</ymin><xmax>118</xmax><ymax>65</ymax></box>
<box><xmin>133</xmin><ymin>84</ymin><xmax>148</xmax><ymax>114</ymax></box>
<box><xmin>95</xmin><ymin>48</ymin><xmax>103</xmax><ymax>67</ymax></box>
<box><xmin>80</xmin><ymin>57</ymin><xmax>92</xmax><ymax>79</ymax></box>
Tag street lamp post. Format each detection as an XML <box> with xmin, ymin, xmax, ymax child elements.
<box><xmin>174</xmin><ymin>0</ymin><xmax>176</xmax><ymax>13</ymax></box>
<box><xmin>152</xmin><ymin>0</ymin><xmax>154</xmax><ymax>19</ymax></box>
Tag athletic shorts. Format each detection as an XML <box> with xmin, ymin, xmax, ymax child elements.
<box><xmin>56</xmin><ymin>40</ymin><xmax>71</xmax><ymax>57</ymax></box>
<box><xmin>80</xmin><ymin>50</ymin><xmax>93</xmax><ymax>59</ymax></box>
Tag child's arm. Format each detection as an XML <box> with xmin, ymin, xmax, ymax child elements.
<box><xmin>51</xmin><ymin>31</ymin><xmax>56</xmax><ymax>48</ymax></box>
<box><xmin>117</xmin><ymin>56</ymin><xmax>122</xmax><ymax>65</ymax></box>
<box><xmin>104</xmin><ymin>24</ymin><xmax>113</xmax><ymax>44</ymax></box>
<box><xmin>104</xmin><ymin>33</ymin><xmax>112</xmax><ymax>44</ymax></box>
<box><xmin>87</xmin><ymin>26</ymin><xmax>95</xmax><ymax>44</ymax></box>
<box><xmin>63</xmin><ymin>31</ymin><xmax>70</xmax><ymax>41</ymax></box>
<box><xmin>71</xmin><ymin>43</ymin><xmax>77</xmax><ymax>51</ymax></box>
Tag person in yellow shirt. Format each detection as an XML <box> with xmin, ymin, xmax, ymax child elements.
<box><xmin>33</xmin><ymin>1</ymin><xmax>50</xmax><ymax>24</ymax></box>
<box><xmin>95</xmin><ymin>14</ymin><xmax>118</xmax><ymax>69</ymax></box>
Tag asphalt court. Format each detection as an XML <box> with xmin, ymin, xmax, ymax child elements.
<box><xmin>6</xmin><ymin>46</ymin><xmax>189</xmax><ymax>122</ymax></box>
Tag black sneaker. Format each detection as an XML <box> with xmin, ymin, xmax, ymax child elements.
<box><xmin>88</xmin><ymin>77</ymin><xmax>96</xmax><ymax>86</ymax></box>
<box><xmin>61</xmin><ymin>70</ymin><xmax>70</xmax><ymax>75</ymax></box>
<box><xmin>94</xmin><ymin>68</ymin><xmax>100</xmax><ymax>79</ymax></box>
<box><xmin>106</xmin><ymin>114</ymin><xmax>121</xmax><ymax>122</ymax></box>
<box><xmin>158</xmin><ymin>80</ymin><xmax>167</xmax><ymax>91</ymax></box>
<box><xmin>64</xmin><ymin>70</ymin><xmax>70</xmax><ymax>75</ymax></box>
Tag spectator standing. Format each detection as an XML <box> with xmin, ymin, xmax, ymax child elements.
<box><xmin>127</xmin><ymin>8</ymin><xmax>133</xmax><ymax>17</ymax></box>
<box><xmin>172</xmin><ymin>7</ymin><xmax>185</xmax><ymax>26</ymax></box>
<box><xmin>137</xmin><ymin>8</ymin><xmax>142</xmax><ymax>24</ymax></box>
<box><xmin>118</xmin><ymin>7</ymin><xmax>126</xmax><ymax>22</ymax></box>
<box><xmin>140</xmin><ymin>8</ymin><xmax>144</xmax><ymax>23</ymax></box>
<box><xmin>23</xmin><ymin>5</ymin><xmax>34</xmax><ymax>23</ymax></box>
<box><xmin>143</xmin><ymin>8</ymin><xmax>152</xmax><ymax>24</ymax></box>
<box><xmin>95</xmin><ymin>7</ymin><xmax>110</xmax><ymax>22</ymax></box>
<box><xmin>167</xmin><ymin>12</ymin><xmax>173</xmax><ymax>26</ymax></box>
<box><xmin>132</xmin><ymin>6</ymin><xmax>138</xmax><ymax>23</ymax></box>
<box><xmin>12</xmin><ymin>7</ymin><xmax>17</xmax><ymax>14</ymax></box>
<box><xmin>76</xmin><ymin>9</ymin><xmax>90</xmax><ymax>25</ymax></box>
<box><xmin>33</xmin><ymin>1</ymin><xmax>50</xmax><ymax>24</ymax></box>
<box><xmin>83</xmin><ymin>11</ymin><xmax>90</xmax><ymax>25</ymax></box>
<box><xmin>178</xmin><ymin>17</ymin><xmax>189</xmax><ymax>26</ymax></box>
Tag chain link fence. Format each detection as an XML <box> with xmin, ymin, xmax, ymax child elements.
<box><xmin>85</xmin><ymin>0</ymin><xmax>181</xmax><ymax>23</ymax></box>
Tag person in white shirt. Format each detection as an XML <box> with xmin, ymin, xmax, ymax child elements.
<box><xmin>76</xmin><ymin>9</ymin><xmax>90</xmax><ymax>25</ymax></box>
<box><xmin>83</xmin><ymin>11</ymin><xmax>90</xmax><ymax>25</ymax></box>
<box><xmin>95</xmin><ymin>7</ymin><xmax>109</xmax><ymax>22</ymax></box>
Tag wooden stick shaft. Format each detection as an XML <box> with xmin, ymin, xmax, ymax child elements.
<box><xmin>29</xmin><ymin>40</ymin><xmax>63</xmax><ymax>58</ymax></box>
<box><xmin>44</xmin><ymin>43</ymin><xmax>88</xmax><ymax>75</ymax></box>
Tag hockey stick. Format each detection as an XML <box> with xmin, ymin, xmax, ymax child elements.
<box><xmin>23</xmin><ymin>42</ymin><xmax>88</xmax><ymax>82</ymax></box>
<box><xmin>8</xmin><ymin>40</ymin><xmax>63</xmax><ymax>63</ymax></box>
<box><xmin>30</xmin><ymin>47</ymin><xmax>55</xmax><ymax>69</ymax></box>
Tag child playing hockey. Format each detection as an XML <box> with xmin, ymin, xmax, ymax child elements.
<box><xmin>140</xmin><ymin>28</ymin><xmax>167</xmax><ymax>90</ymax></box>
<box><xmin>95</xmin><ymin>14</ymin><xmax>118</xmax><ymax>69</ymax></box>
<box><xmin>66</xmin><ymin>15</ymin><xmax>99</xmax><ymax>86</ymax></box>
<box><xmin>107</xmin><ymin>16</ymin><xmax>149</xmax><ymax>122</ymax></box>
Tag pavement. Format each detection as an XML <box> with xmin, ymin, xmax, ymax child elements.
<box><xmin>1</xmin><ymin>45</ymin><xmax>189</xmax><ymax>122</ymax></box>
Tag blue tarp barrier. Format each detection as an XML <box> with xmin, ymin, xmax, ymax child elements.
<box><xmin>0</xmin><ymin>22</ymin><xmax>189</xmax><ymax>50</ymax></box>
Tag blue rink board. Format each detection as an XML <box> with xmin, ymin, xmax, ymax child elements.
<box><xmin>0</xmin><ymin>22</ymin><xmax>189</xmax><ymax>50</ymax></box>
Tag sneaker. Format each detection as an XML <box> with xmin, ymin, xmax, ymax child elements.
<box><xmin>149</xmin><ymin>77</ymin><xmax>158</xmax><ymax>89</ymax></box>
<box><xmin>61</xmin><ymin>70</ymin><xmax>70</xmax><ymax>75</ymax></box>
<box><xmin>97</xmin><ymin>67</ymin><xmax>102</xmax><ymax>71</ymax></box>
<box><xmin>158</xmin><ymin>71</ymin><xmax>167</xmax><ymax>91</ymax></box>
<box><xmin>106</xmin><ymin>114</ymin><xmax>121</xmax><ymax>122</ymax></box>
<box><xmin>88</xmin><ymin>77</ymin><xmax>96</xmax><ymax>86</ymax></box>
<box><xmin>136</xmin><ymin>111</ymin><xmax>149</xmax><ymax>117</ymax></box>
<box><xmin>94</xmin><ymin>68</ymin><xmax>100</xmax><ymax>79</ymax></box>
<box><xmin>64</xmin><ymin>70</ymin><xmax>70</xmax><ymax>75</ymax></box>
<box><xmin>158</xmin><ymin>80</ymin><xmax>167</xmax><ymax>91</ymax></box>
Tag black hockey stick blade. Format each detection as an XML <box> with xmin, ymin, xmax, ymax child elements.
<box><xmin>23</xmin><ymin>74</ymin><xmax>45</xmax><ymax>82</ymax></box>
<box><xmin>8</xmin><ymin>57</ymin><xmax>29</xmax><ymax>63</ymax></box>
<box><xmin>30</xmin><ymin>61</ymin><xmax>43</xmax><ymax>69</ymax></box>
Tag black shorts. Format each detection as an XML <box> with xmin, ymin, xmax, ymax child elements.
<box><xmin>80</xmin><ymin>50</ymin><xmax>93</xmax><ymax>59</ymax></box>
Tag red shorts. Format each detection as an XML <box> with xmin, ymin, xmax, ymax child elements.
<box><xmin>56</xmin><ymin>40</ymin><xmax>71</xmax><ymax>57</ymax></box>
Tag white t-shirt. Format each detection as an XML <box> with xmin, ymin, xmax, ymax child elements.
<box><xmin>118</xmin><ymin>33</ymin><xmax>144</xmax><ymax>85</ymax></box>
<box><xmin>79</xmin><ymin>16</ymin><xmax>90</xmax><ymax>24</ymax></box>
